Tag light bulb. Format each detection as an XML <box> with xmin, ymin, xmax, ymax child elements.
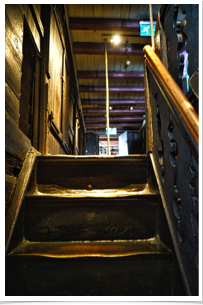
<box><xmin>126</xmin><ymin>58</ymin><xmax>131</xmax><ymax>66</ymax></box>
<box><xmin>110</xmin><ymin>37</ymin><xmax>114</xmax><ymax>43</ymax></box>
<box><xmin>113</xmin><ymin>35</ymin><xmax>120</xmax><ymax>45</ymax></box>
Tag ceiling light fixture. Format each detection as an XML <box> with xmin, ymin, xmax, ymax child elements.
<box><xmin>110</xmin><ymin>35</ymin><xmax>120</xmax><ymax>45</ymax></box>
<box><xmin>125</xmin><ymin>58</ymin><xmax>131</xmax><ymax>66</ymax></box>
<box><xmin>113</xmin><ymin>35</ymin><xmax>120</xmax><ymax>44</ymax></box>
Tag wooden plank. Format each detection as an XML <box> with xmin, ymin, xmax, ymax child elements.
<box><xmin>21</xmin><ymin>56</ymin><xmax>34</xmax><ymax>85</ymax></box>
<box><xmin>19</xmin><ymin>119</ymin><xmax>30</xmax><ymax>138</ymax></box>
<box><xmin>68</xmin><ymin>4</ymin><xmax>84</xmax><ymax>18</ymax></box>
<box><xmin>5</xmin><ymin>111</ymin><xmax>31</xmax><ymax>161</ymax></box>
<box><xmin>54</xmin><ymin>5</ymin><xmax>65</xmax><ymax>48</ymax></box>
<box><xmin>5</xmin><ymin>82</ymin><xmax>19</xmax><ymax>125</ymax></box>
<box><xmin>19</xmin><ymin>96</ymin><xmax>31</xmax><ymax>123</ymax></box>
<box><xmin>111</xmin><ymin>4</ymin><xmax>122</xmax><ymax>18</ymax></box>
<box><xmin>30</xmin><ymin>4</ymin><xmax>44</xmax><ymax>37</ymax></box>
<box><xmin>32</xmin><ymin>55</ymin><xmax>41</xmax><ymax>150</ymax></box>
<box><xmin>5</xmin><ymin>5</ymin><xmax>24</xmax><ymax>99</ymax></box>
<box><xmin>102</xmin><ymin>4</ymin><xmax>113</xmax><ymax>18</ymax></box>
<box><xmin>96</xmin><ymin>55</ymin><xmax>105</xmax><ymax>71</ymax></box>
<box><xmin>5</xmin><ymin>152</ymin><xmax>14</xmax><ymax>176</ymax></box>
<box><xmin>120</xmin><ymin>78</ymin><xmax>129</xmax><ymax>100</ymax></box>
<box><xmin>5</xmin><ymin>174</ymin><xmax>17</xmax><ymax>207</ymax></box>
<box><xmin>20</xmin><ymin>78</ymin><xmax>32</xmax><ymax>107</ymax></box>
<box><xmin>74</xmin><ymin>55</ymin><xmax>81</xmax><ymax>70</ymax></box>
<box><xmin>121</xmin><ymin>4</ymin><xmax>130</xmax><ymax>19</ymax></box>
<box><xmin>84</xmin><ymin>4</ymin><xmax>94</xmax><ymax>42</ymax></box>
<box><xmin>93</xmin><ymin>4</ymin><xmax>103</xmax><ymax>18</ymax></box>
<box><xmin>46</xmin><ymin>8</ymin><xmax>63</xmax><ymax>155</ymax></box>
<box><xmin>84</xmin><ymin>4</ymin><xmax>94</xmax><ymax>17</ymax></box>
<box><xmin>87</xmin><ymin>55</ymin><xmax>95</xmax><ymax>71</ymax></box>
<box><xmin>23</xmin><ymin>4</ymin><xmax>41</xmax><ymax>53</ymax></box>
<box><xmin>108</xmin><ymin>55</ymin><xmax>116</xmax><ymax>71</ymax></box>
<box><xmin>48</xmin><ymin>10</ymin><xmax>63</xmax><ymax>136</ymax></box>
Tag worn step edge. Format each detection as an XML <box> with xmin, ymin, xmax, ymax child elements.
<box><xmin>37</xmin><ymin>154</ymin><xmax>147</xmax><ymax>161</ymax></box>
<box><xmin>8</xmin><ymin>235</ymin><xmax>172</xmax><ymax>259</ymax></box>
<box><xmin>26</xmin><ymin>183</ymin><xmax>159</xmax><ymax>199</ymax></box>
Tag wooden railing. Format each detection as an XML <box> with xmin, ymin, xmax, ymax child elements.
<box><xmin>5</xmin><ymin>151</ymin><xmax>37</xmax><ymax>255</ymax></box>
<box><xmin>144</xmin><ymin>45</ymin><xmax>199</xmax><ymax>296</ymax></box>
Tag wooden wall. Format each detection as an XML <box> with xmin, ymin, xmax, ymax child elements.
<box><xmin>5</xmin><ymin>4</ymin><xmax>85</xmax><ymax>208</ymax></box>
<box><xmin>46</xmin><ymin>6</ymin><xmax>64</xmax><ymax>154</ymax></box>
<box><xmin>5</xmin><ymin>4</ymin><xmax>30</xmax><ymax>210</ymax></box>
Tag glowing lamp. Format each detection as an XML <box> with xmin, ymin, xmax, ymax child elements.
<box><xmin>125</xmin><ymin>58</ymin><xmax>131</xmax><ymax>66</ymax></box>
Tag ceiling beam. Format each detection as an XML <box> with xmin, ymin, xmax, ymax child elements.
<box><xmin>81</xmin><ymin>98</ymin><xmax>145</xmax><ymax>105</ymax></box>
<box><xmin>79</xmin><ymin>86</ymin><xmax>144</xmax><ymax>93</ymax></box>
<box><xmin>73</xmin><ymin>42</ymin><xmax>145</xmax><ymax>55</ymax></box>
<box><xmin>86</xmin><ymin>129</ymin><xmax>140</xmax><ymax>133</ymax></box>
<box><xmin>69</xmin><ymin>18</ymin><xmax>141</xmax><ymax>32</ymax></box>
<box><xmin>85</xmin><ymin>122</ymin><xmax>142</xmax><ymax>128</ymax></box>
<box><xmin>84</xmin><ymin>116</ymin><xmax>144</xmax><ymax>121</ymax></box>
<box><xmin>77</xmin><ymin>71</ymin><xmax>144</xmax><ymax>79</ymax></box>
<box><xmin>82</xmin><ymin>108</ymin><xmax>145</xmax><ymax>114</ymax></box>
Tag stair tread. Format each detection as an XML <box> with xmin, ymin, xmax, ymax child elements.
<box><xmin>26</xmin><ymin>183</ymin><xmax>158</xmax><ymax>198</ymax></box>
<box><xmin>37</xmin><ymin>154</ymin><xmax>147</xmax><ymax>161</ymax></box>
<box><xmin>8</xmin><ymin>235</ymin><xmax>171</xmax><ymax>258</ymax></box>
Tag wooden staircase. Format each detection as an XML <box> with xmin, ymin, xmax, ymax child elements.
<box><xmin>5</xmin><ymin>155</ymin><xmax>186</xmax><ymax>296</ymax></box>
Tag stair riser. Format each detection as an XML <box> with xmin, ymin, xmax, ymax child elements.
<box><xmin>36</xmin><ymin>159</ymin><xmax>148</xmax><ymax>188</ymax></box>
<box><xmin>6</xmin><ymin>257</ymin><xmax>172</xmax><ymax>296</ymax></box>
<box><xmin>24</xmin><ymin>197</ymin><xmax>158</xmax><ymax>241</ymax></box>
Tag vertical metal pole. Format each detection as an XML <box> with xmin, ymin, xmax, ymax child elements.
<box><xmin>104</xmin><ymin>40</ymin><xmax>110</xmax><ymax>155</ymax></box>
<box><xmin>149</xmin><ymin>4</ymin><xmax>155</xmax><ymax>50</ymax></box>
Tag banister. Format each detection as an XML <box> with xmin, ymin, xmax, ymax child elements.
<box><xmin>5</xmin><ymin>151</ymin><xmax>37</xmax><ymax>255</ymax></box>
<box><xmin>144</xmin><ymin>44</ymin><xmax>199</xmax><ymax>296</ymax></box>
<box><xmin>143</xmin><ymin>45</ymin><xmax>199</xmax><ymax>158</ymax></box>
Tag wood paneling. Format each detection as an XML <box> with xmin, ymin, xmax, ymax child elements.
<box><xmin>19</xmin><ymin>20</ymin><xmax>36</xmax><ymax>140</ymax></box>
<box><xmin>23</xmin><ymin>5</ymin><xmax>41</xmax><ymax>53</ymax></box>
<box><xmin>68</xmin><ymin>4</ymin><xmax>161</xmax><ymax>20</ymax></box>
<box><xmin>5</xmin><ymin>4</ymin><xmax>24</xmax><ymax>99</ymax></box>
<box><xmin>5</xmin><ymin>112</ymin><xmax>31</xmax><ymax>162</ymax></box>
<box><xmin>5</xmin><ymin>82</ymin><xmax>19</xmax><ymax>125</ymax></box>
<box><xmin>47</xmin><ymin>9</ymin><xmax>64</xmax><ymax>154</ymax></box>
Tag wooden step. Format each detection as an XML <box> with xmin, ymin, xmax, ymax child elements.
<box><xmin>28</xmin><ymin>182</ymin><xmax>155</xmax><ymax>198</ymax></box>
<box><xmin>6</xmin><ymin>236</ymin><xmax>173</xmax><ymax>296</ymax></box>
<box><xmin>35</xmin><ymin>155</ymin><xmax>148</xmax><ymax>189</ymax></box>
<box><xmin>23</xmin><ymin>189</ymin><xmax>159</xmax><ymax>242</ymax></box>
<box><xmin>8</xmin><ymin>235</ymin><xmax>171</xmax><ymax>258</ymax></box>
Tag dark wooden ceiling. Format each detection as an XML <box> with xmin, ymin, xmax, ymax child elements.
<box><xmin>67</xmin><ymin>4</ymin><xmax>161</xmax><ymax>134</ymax></box>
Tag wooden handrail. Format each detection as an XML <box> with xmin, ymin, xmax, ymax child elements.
<box><xmin>5</xmin><ymin>151</ymin><xmax>36</xmax><ymax>255</ymax></box>
<box><xmin>143</xmin><ymin>45</ymin><xmax>199</xmax><ymax>152</ymax></box>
